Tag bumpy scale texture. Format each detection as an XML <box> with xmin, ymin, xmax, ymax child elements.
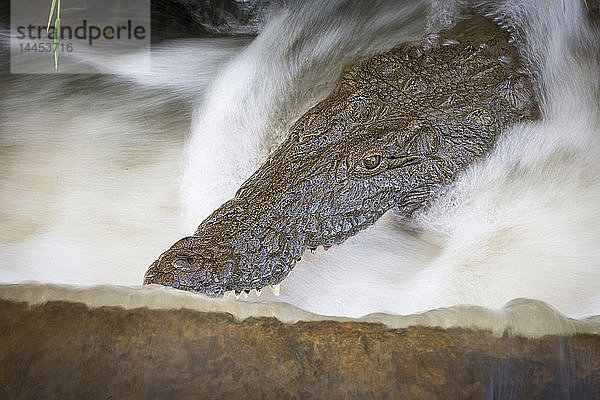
<box><xmin>144</xmin><ymin>17</ymin><xmax>538</xmax><ymax>296</ymax></box>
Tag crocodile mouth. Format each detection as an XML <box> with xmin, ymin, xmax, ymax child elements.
<box><xmin>143</xmin><ymin>235</ymin><xmax>292</xmax><ymax>298</ymax></box>
<box><xmin>142</xmin><ymin>194</ymin><xmax>383</xmax><ymax>297</ymax></box>
<box><xmin>142</xmin><ymin>213</ymin><xmax>374</xmax><ymax>297</ymax></box>
<box><xmin>143</xmin><ymin>255</ymin><xmax>281</xmax><ymax>298</ymax></box>
<box><xmin>144</xmin><ymin>260</ymin><xmax>281</xmax><ymax>299</ymax></box>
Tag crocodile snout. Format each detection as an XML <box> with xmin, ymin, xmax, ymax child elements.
<box><xmin>144</xmin><ymin>199</ymin><xmax>305</xmax><ymax>296</ymax></box>
<box><xmin>143</xmin><ymin>236</ymin><xmax>236</xmax><ymax>296</ymax></box>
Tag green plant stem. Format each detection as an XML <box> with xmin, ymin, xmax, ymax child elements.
<box><xmin>48</xmin><ymin>0</ymin><xmax>61</xmax><ymax>70</ymax></box>
<box><xmin>46</xmin><ymin>0</ymin><xmax>56</xmax><ymax>30</ymax></box>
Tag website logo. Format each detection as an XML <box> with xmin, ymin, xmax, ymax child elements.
<box><xmin>11</xmin><ymin>0</ymin><xmax>150</xmax><ymax>74</ymax></box>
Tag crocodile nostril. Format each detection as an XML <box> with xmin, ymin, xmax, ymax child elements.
<box><xmin>174</xmin><ymin>253</ymin><xmax>199</xmax><ymax>267</ymax></box>
<box><xmin>172</xmin><ymin>257</ymin><xmax>198</xmax><ymax>269</ymax></box>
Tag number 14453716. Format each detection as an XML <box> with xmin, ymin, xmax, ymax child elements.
<box><xmin>20</xmin><ymin>42</ymin><xmax>73</xmax><ymax>52</ymax></box>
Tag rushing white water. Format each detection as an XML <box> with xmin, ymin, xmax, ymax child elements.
<box><xmin>1</xmin><ymin>0</ymin><xmax>599</xmax><ymax>321</ymax></box>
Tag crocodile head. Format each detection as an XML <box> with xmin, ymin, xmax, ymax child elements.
<box><xmin>144</xmin><ymin>17</ymin><xmax>538</xmax><ymax>296</ymax></box>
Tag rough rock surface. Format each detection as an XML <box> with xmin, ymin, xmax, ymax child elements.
<box><xmin>1</xmin><ymin>299</ymin><xmax>598</xmax><ymax>399</ymax></box>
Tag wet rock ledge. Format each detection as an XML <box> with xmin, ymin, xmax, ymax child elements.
<box><xmin>1</xmin><ymin>298</ymin><xmax>599</xmax><ymax>399</ymax></box>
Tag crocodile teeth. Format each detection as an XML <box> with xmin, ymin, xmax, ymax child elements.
<box><xmin>270</xmin><ymin>284</ymin><xmax>280</xmax><ymax>296</ymax></box>
<box><xmin>243</xmin><ymin>290</ymin><xmax>249</xmax><ymax>298</ymax></box>
<box><xmin>323</xmin><ymin>245</ymin><xmax>331</xmax><ymax>251</ymax></box>
<box><xmin>256</xmin><ymin>288</ymin><xmax>262</xmax><ymax>297</ymax></box>
<box><xmin>234</xmin><ymin>291</ymin><xmax>241</xmax><ymax>300</ymax></box>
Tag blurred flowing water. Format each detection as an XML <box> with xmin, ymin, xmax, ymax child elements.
<box><xmin>1</xmin><ymin>0</ymin><xmax>599</xmax><ymax>327</ymax></box>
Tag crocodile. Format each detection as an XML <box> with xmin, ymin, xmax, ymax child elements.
<box><xmin>144</xmin><ymin>16</ymin><xmax>538</xmax><ymax>296</ymax></box>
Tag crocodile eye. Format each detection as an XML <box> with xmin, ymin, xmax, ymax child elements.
<box><xmin>362</xmin><ymin>154</ymin><xmax>381</xmax><ymax>170</ymax></box>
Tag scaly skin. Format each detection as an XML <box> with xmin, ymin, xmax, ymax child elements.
<box><xmin>144</xmin><ymin>17</ymin><xmax>538</xmax><ymax>296</ymax></box>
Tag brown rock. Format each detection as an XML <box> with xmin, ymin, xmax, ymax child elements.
<box><xmin>0</xmin><ymin>300</ymin><xmax>599</xmax><ymax>399</ymax></box>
